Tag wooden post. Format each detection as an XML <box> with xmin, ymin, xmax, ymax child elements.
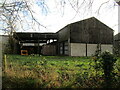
<box><xmin>100</xmin><ymin>43</ymin><xmax>101</xmax><ymax>55</ymax></box>
<box><xmin>63</xmin><ymin>42</ymin><xmax>65</xmax><ymax>55</ymax></box>
<box><xmin>86</xmin><ymin>43</ymin><xmax>87</xmax><ymax>57</ymax></box>
<box><xmin>38</xmin><ymin>37</ymin><xmax>40</xmax><ymax>56</ymax></box>
<box><xmin>4</xmin><ymin>54</ymin><xmax>7</xmax><ymax>72</ymax></box>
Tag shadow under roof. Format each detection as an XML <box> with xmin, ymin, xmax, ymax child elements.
<box><xmin>13</xmin><ymin>32</ymin><xmax>58</xmax><ymax>43</ymax></box>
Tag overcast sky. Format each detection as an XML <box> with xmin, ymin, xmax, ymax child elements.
<box><xmin>0</xmin><ymin>0</ymin><xmax>119</xmax><ymax>35</ymax></box>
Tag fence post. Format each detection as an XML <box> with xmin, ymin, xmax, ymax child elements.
<box><xmin>4</xmin><ymin>54</ymin><xmax>7</xmax><ymax>72</ymax></box>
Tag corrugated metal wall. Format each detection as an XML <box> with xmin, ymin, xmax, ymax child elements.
<box><xmin>70</xmin><ymin>17</ymin><xmax>113</xmax><ymax>44</ymax></box>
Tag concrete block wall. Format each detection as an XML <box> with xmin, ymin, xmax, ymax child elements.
<box><xmin>101</xmin><ymin>44</ymin><xmax>113</xmax><ymax>53</ymax></box>
<box><xmin>0</xmin><ymin>36</ymin><xmax>2</xmax><ymax>52</ymax></box>
<box><xmin>0</xmin><ymin>35</ymin><xmax>9</xmax><ymax>54</ymax></box>
<box><xmin>87</xmin><ymin>44</ymin><xmax>97</xmax><ymax>56</ymax></box>
<box><xmin>0</xmin><ymin>36</ymin><xmax>2</xmax><ymax>62</ymax></box>
<box><xmin>70</xmin><ymin>43</ymin><xmax>113</xmax><ymax>56</ymax></box>
<box><xmin>70</xmin><ymin>43</ymin><xmax>86</xmax><ymax>56</ymax></box>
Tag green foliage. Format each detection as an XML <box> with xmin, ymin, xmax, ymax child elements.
<box><xmin>101</xmin><ymin>51</ymin><xmax>117</xmax><ymax>87</ymax></box>
<box><xmin>94</xmin><ymin>44</ymin><xmax>101</xmax><ymax>57</ymax></box>
<box><xmin>7</xmin><ymin>36</ymin><xmax>14</xmax><ymax>54</ymax></box>
<box><xmin>2</xmin><ymin>55</ymin><xmax>120</xmax><ymax>88</ymax></box>
<box><xmin>93</xmin><ymin>51</ymin><xmax>117</xmax><ymax>88</ymax></box>
<box><xmin>101</xmin><ymin>51</ymin><xmax>117</xmax><ymax>76</ymax></box>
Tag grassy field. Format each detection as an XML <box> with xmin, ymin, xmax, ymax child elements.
<box><xmin>2</xmin><ymin>55</ymin><xmax>120</xmax><ymax>88</ymax></box>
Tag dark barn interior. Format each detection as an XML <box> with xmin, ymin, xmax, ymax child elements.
<box><xmin>13</xmin><ymin>32</ymin><xmax>58</xmax><ymax>55</ymax></box>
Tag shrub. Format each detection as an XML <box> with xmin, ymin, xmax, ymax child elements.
<box><xmin>93</xmin><ymin>51</ymin><xmax>117</xmax><ymax>88</ymax></box>
<box><xmin>101</xmin><ymin>51</ymin><xmax>117</xmax><ymax>87</ymax></box>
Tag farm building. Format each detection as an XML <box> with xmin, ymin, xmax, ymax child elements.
<box><xmin>57</xmin><ymin>17</ymin><xmax>113</xmax><ymax>56</ymax></box>
<box><xmin>13</xmin><ymin>17</ymin><xmax>114</xmax><ymax>56</ymax></box>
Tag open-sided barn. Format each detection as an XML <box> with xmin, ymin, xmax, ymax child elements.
<box><xmin>13</xmin><ymin>17</ymin><xmax>113</xmax><ymax>56</ymax></box>
<box><xmin>13</xmin><ymin>32</ymin><xmax>58</xmax><ymax>55</ymax></box>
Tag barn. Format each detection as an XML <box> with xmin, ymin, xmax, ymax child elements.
<box><xmin>13</xmin><ymin>17</ymin><xmax>114</xmax><ymax>56</ymax></box>
<box><xmin>57</xmin><ymin>17</ymin><xmax>113</xmax><ymax>56</ymax></box>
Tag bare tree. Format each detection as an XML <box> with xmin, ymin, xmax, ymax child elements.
<box><xmin>0</xmin><ymin>0</ymin><xmax>49</xmax><ymax>54</ymax></box>
<box><xmin>61</xmin><ymin>0</ymin><xmax>117</xmax><ymax>16</ymax></box>
<box><xmin>0</xmin><ymin>0</ymin><xmax>118</xmax><ymax>35</ymax></box>
<box><xmin>115</xmin><ymin>0</ymin><xmax>120</xmax><ymax>5</ymax></box>
<box><xmin>0</xmin><ymin>0</ymin><xmax>47</xmax><ymax>35</ymax></box>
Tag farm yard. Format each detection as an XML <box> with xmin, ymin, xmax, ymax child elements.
<box><xmin>2</xmin><ymin>54</ymin><xmax>120</xmax><ymax>88</ymax></box>
<box><xmin>1</xmin><ymin>17</ymin><xmax>117</xmax><ymax>88</ymax></box>
<box><xmin>0</xmin><ymin>0</ymin><xmax>119</xmax><ymax>89</ymax></box>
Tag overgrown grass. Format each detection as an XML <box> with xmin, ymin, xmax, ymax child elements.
<box><xmin>2</xmin><ymin>55</ymin><xmax>120</xmax><ymax>88</ymax></box>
